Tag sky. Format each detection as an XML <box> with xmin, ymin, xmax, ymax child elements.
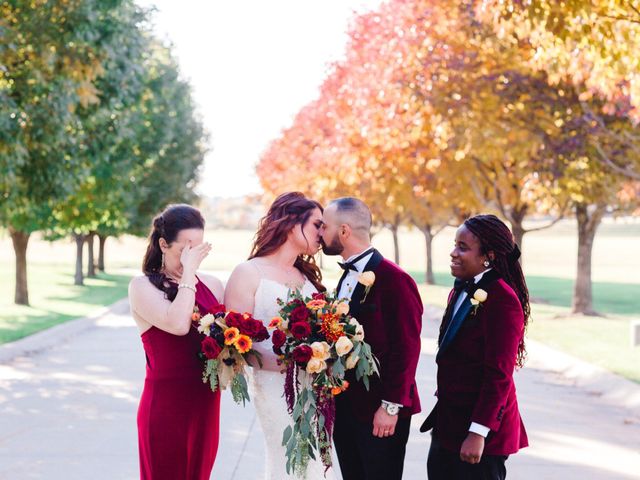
<box><xmin>136</xmin><ymin>0</ymin><xmax>383</xmax><ymax>198</ymax></box>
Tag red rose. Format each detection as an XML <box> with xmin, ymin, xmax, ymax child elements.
<box><xmin>238</xmin><ymin>317</ymin><xmax>260</xmax><ymax>336</ymax></box>
<box><xmin>201</xmin><ymin>337</ymin><xmax>222</xmax><ymax>360</ymax></box>
<box><xmin>290</xmin><ymin>305</ymin><xmax>310</xmax><ymax>323</ymax></box>
<box><xmin>209</xmin><ymin>304</ymin><xmax>226</xmax><ymax>316</ymax></box>
<box><xmin>311</xmin><ymin>292</ymin><xmax>326</xmax><ymax>301</ymax></box>
<box><xmin>292</xmin><ymin>345</ymin><xmax>313</xmax><ymax>364</ymax></box>
<box><xmin>239</xmin><ymin>318</ymin><xmax>269</xmax><ymax>342</ymax></box>
<box><xmin>290</xmin><ymin>321</ymin><xmax>311</xmax><ymax>340</ymax></box>
<box><xmin>272</xmin><ymin>329</ymin><xmax>287</xmax><ymax>348</ymax></box>
<box><xmin>225</xmin><ymin>311</ymin><xmax>244</xmax><ymax>328</ymax></box>
<box><xmin>254</xmin><ymin>323</ymin><xmax>270</xmax><ymax>342</ymax></box>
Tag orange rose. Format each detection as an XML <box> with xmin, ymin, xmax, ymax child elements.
<box><xmin>331</xmin><ymin>386</ymin><xmax>342</xmax><ymax>396</ymax></box>
<box><xmin>224</xmin><ymin>327</ymin><xmax>240</xmax><ymax>345</ymax></box>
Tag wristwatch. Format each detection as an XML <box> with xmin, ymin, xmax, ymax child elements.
<box><xmin>381</xmin><ymin>400</ymin><xmax>400</xmax><ymax>416</ymax></box>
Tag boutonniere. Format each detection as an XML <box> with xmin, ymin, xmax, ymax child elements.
<box><xmin>358</xmin><ymin>271</ymin><xmax>375</xmax><ymax>304</ymax></box>
<box><xmin>470</xmin><ymin>288</ymin><xmax>488</xmax><ymax>315</ymax></box>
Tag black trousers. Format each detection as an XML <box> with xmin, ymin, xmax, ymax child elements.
<box><xmin>427</xmin><ymin>434</ymin><xmax>508</xmax><ymax>480</ymax></box>
<box><xmin>333</xmin><ymin>405</ymin><xmax>411</xmax><ymax>480</ymax></box>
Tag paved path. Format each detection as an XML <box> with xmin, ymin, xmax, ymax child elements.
<box><xmin>1</xmin><ymin>301</ymin><xmax>639</xmax><ymax>479</ymax></box>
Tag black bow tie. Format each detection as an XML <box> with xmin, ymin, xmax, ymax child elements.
<box><xmin>453</xmin><ymin>278</ymin><xmax>475</xmax><ymax>294</ymax></box>
<box><xmin>338</xmin><ymin>261</ymin><xmax>358</xmax><ymax>271</ymax></box>
<box><xmin>338</xmin><ymin>248</ymin><xmax>374</xmax><ymax>272</ymax></box>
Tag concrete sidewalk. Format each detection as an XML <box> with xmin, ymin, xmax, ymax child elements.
<box><xmin>1</xmin><ymin>302</ymin><xmax>639</xmax><ymax>479</ymax></box>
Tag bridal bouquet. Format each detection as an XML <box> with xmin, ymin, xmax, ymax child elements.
<box><xmin>194</xmin><ymin>304</ymin><xmax>269</xmax><ymax>405</ymax></box>
<box><xmin>270</xmin><ymin>291</ymin><xmax>379</xmax><ymax>475</ymax></box>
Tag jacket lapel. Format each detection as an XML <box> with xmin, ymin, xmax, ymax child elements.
<box><xmin>349</xmin><ymin>249</ymin><xmax>383</xmax><ymax>318</ymax></box>
<box><xmin>436</xmin><ymin>297</ymin><xmax>473</xmax><ymax>359</ymax></box>
<box><xmin>437</xmin><ymin>288</ymin><xmax>463</xmax><ymax>346</ymax></box>
<box><xmin>436</xmin><ymin>269</ymin><xmax>501</xmax><ymax>360</ymax></box>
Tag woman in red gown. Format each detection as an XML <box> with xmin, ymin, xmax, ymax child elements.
<box><xmin>129</xmin><ymin>204</ymin><xmax>225</xmax><ymax>480</ymax></box>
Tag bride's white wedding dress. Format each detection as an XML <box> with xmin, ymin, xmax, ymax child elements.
<box><xmin>250</xmin><ymin>278</ymin><xmax>337</xmax><ymax>480</ymax></box>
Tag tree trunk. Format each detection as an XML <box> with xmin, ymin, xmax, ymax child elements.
<box><xmin>98</xmin><ymin>234</ymin><xmax>107</xmax><ymax>272</ymax></box>
<box><xmin>421</xmin><ymin>225</ymin><xmax>435</xmax><ymax>285</ymax></box>
<box><xmin>571</xmin><ymin>203</ymin><xmax>606</xmax><ymax>315</ymax></box>
<box><xmin>9</xmin><ymin>227</ymin><xmax>30</xmax><ymax>306</ymax></box>
<box><xmin>511</xmin><ymin>222</ymin><xmax>525</xmax><ymax>253</ymax></box>
<box><xmin>390</xmin><ymin>223</ymin><xmax>400</xmax><ymax>265</ymax></box>
<box><xmin>73</xmin><ymin>233</ymin><xmax>85</xmax><ymax>286</ymax></box>
<box><xmin>507</xmin><ymin>207</ymin><xmax>527</xmax><ymax>259</ymax></box>
<box><xmin>86</xmin><ymin>232</ymin><xmax>97</xmax><ymax>278</ymax></box>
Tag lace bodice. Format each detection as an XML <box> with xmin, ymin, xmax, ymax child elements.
<box><xmin>253</xmin><ymin>278</ymin><xmax>317</xmax><ymax>324</ymax></box>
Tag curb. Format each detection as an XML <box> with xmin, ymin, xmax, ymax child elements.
<box><xmin>0</xmin><ymin>298</ymin><xmax>130</xmax><ymax>365</ymax></box>
<box><xmin>526</xmin><ymin>338</ymin><xmax>640</xmax><ymax>411</ymax></box>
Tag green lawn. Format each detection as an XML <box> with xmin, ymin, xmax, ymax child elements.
<box><xmin>526</xmin><ymin>311</ymin><xmax>640</xmax><ymax>384</ymax></box>
<box><xmin>415</xmin><ymin>278</ymin><xmax>640</xmax><ymax>384</ymax></box>
<box><xmin>409</xmin><ymin>271</ymin><xmax>640</xmax><ymax>316</ymax></box>
<box><xmin>0</xmin><ymin>262</ymin><xmax>131</xmax><ymax>344</ymax></box>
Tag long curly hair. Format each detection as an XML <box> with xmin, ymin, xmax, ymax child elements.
<box><xmin>250</xmin><ymin>192</ymin><xmax>325</xmax><ymax>292</ymax></box>
<box><xmin>464</xmin><ymin>214</ymin><xmax>530</xmax><ymax>368</ymax></box>
<box><xmin>142</xmin><ymin>204</ymin><xmax>205</xmax><ymax>301</ymax></box>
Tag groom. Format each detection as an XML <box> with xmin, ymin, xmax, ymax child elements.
<box><xmin>320</xmin><ymin>197</ymin><xmax>423</xmax><ymax>480</ymax></box>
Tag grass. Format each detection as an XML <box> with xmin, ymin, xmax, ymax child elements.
<box><xmin>526</xmin><ymin>310</ymin><xmax>640</xmax><ymax>384</ymax></box>
<box><xmin>0</xmin><ymin>262</ymin><xmax>131</xmax><ymax>344</ymax></box>
<box><xmin>414</xmin><ymin>275</ymin><xmax>640</xmax><ymax>384</ymax></box>
<box><xmin>408</xmin><ymin>271</ymin><xmax>640</xmax><ymax>316</ymax></box>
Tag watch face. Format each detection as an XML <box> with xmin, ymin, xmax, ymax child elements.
<box><xmin>387</xmin><ymin>404</ymin><xmax>399</xmax><ymax>415</ymax></box>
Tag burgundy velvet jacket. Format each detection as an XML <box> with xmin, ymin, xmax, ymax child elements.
<box><xmin>336</xmin><ymin>249</ymin><xmax>423</xmax><ymax>423</ymax></box>
<box><xmin>421</xmin><ymin>274</ymin><xmax>528</xmax><ymax>456</ymax></box>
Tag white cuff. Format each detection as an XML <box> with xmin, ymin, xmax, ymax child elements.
<box><xmin>469</xmin><ymin>422</ymin><xmax>490</xmax><ymax>437</ymax></box>
<box><xmin>382</xmin><ymin>400</ymin><xmax>403</xmax><ymax>408</ymax></box>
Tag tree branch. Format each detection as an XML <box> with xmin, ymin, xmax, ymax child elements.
<box><xmin>593</xmin><ymin>141</ymin><xmax>640</xmax><ymax>180</ymax></box>
<box><xmin>523</xmin><ymin>201</ymin><xmax>570</xmax><ymax>233</ymax></box>
<box><xmin>470</xmin><ymin>155</ymin><xmax>507</xmax><ymax>215</ymax></box>
<box><xmin>580</xmin><ymin>100</ymin><xmax>640</xmax><ymax>180</ymax></box>
<box><xmin>596</xmin><ymin>13</ymin><xmax>640</xmax><ymax>25</ymax></box>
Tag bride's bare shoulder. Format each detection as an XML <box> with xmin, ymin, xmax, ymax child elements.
<box><xmin>227</xmin><ymin>260</ymin><xmax>261</xmax><ymax>286</ymax></box>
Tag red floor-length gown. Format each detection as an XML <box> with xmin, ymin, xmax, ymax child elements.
<box><xmin>137</xmin><ymin>278</ymin><xmax>221</xmax><ymax>480</ymax></box>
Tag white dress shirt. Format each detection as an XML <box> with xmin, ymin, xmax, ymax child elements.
<box><xmin>453</xmin><ymin>268</ymin><xmax>492</xmax><ymax>438</ymax></box>
<box><xmin>337</xmin><ymin>248</ymin><xmax>374</xmax><ymax>300</ymax></box>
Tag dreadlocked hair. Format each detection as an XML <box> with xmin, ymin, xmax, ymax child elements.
<box><xmin>464</xmin><ymin>214</ymin><xmax>530</xmax><ymax>368</ymax></box>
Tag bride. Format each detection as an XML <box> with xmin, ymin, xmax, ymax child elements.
<box><xmin>224</xmin><ymin>192</ymin><xmax>336</xmax><ymax>480</ymax></box>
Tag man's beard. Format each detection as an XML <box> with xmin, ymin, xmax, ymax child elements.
<box><xmin>321</xmin><ymin>234</ymin><xmax>343</xmax><ymax>256</ymax></box>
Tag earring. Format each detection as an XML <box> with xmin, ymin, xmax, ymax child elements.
<box><xmin>161</xmin><ymin>253</ymin><xmax>165</xmax><ymax>271</ymax></box>
<box><xmin>483</xmin><ymin>260</ymin><xmax>490</xmax><ymax>267</ymax></box>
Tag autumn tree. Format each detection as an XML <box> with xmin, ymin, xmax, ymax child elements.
<box><xmin>544</xmin><ymin>93</ymin><xmax>639</xmax><ymax>314</ymax></box>
<box><xmin>476</xmin><ymin>0</ymin><xmax>640</xmax><ymax>180</ymax></box>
